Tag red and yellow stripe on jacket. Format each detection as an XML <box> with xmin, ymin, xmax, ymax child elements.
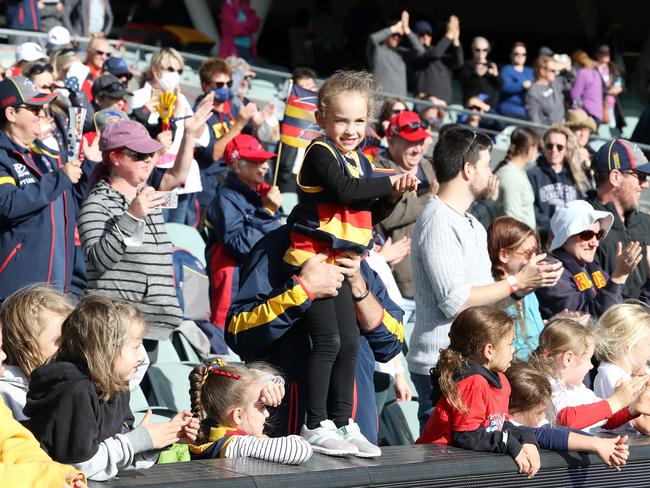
<box><xmin>283</xmin><ymin>138</ymin><xmax>389</xmax><ymax>267</ymax></box>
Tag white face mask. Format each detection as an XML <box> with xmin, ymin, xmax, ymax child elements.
<box><xmin>157</xmin><ymin>70</ymin><xmax>180</xmax><ymax>92</ymax></box>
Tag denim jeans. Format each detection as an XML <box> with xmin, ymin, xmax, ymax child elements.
<box><xmin>410</xmin><ymin>371</ymin><xmax>434</xmax><ymax>433</ymax></box>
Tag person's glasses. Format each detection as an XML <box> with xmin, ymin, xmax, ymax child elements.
<box><xmin>512</xmin><ymin>51</ymin><xmax>527</xmax><ymax>57</ymax></box>
<box><xmin>121</xmin><ymin>148</ymin><xmax>155</xmax><ymax>161</ymax></box>
<box><xmin>468</xmin><ymin>105</ymin><xmax>483</xmax><ymax>111</ymax></box>
<box><xmin>16</xmin><ymin>104</ymin><xmax>43</xmax><ymax>116</ymax></box>
<box><xmin>212</xmin><ymin>80</ymin><xmax>233</xmax><ymax>89</ymax></box>
<box><xmin>163</xmin><ymin>66</ymin><xmax>184</xmax><ymax>75</ymax></box>
<box><xmin>545</xmin><ymin>142</ymin><xmax>565</xmax><ymax>151</ymax></box>
<box><xmin>24</xmin><ymin>63</ymin><xmax>54</xmax><ymax>77</ymax></box>
<box><xmin>462</xmin><ymin>132</ymin><xmax>478</xmax><ymax>162</ymax></box>
<box><xmin>622</xmin><ymin>171</ymin><xmax>649</xmax><ymax>185</ymax></box>
<box><xmin>512</xmin><ymin>247</ymin><xmax>539</xmax><ymax>260</ymax></box>
<box><xmin>392</xmin><ymin>107</ymin><xmax>405</xmax><ymax>115</ymax></box>
<box><xmin>39</xmin><ymin>84</ymin><xmax>56</xmax><ymax>92</ymax></box>
<box><xmin>474</xmin><ymin>48</ymin><xmax>488</xmax><ymax>52</ymax></box>
<box><xmin>92</xmin><ymin>48</ymin><xmax>111</xmax><ymax>58</ymax></box>
<box><xmin>576</xmin><ymin>229</ymin><xmax>605</xmax><ymax>241</ymax></box>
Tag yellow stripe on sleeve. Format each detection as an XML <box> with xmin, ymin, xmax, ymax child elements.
<box><xmin>382</xmin><ymin>310</ymin><xmax>404</xmax><ymax>342</ymax></box>
<box><xmin>228</xmin><ymin>284</ymin><xmax>310</xmax><ymax>334</ymax></box>
<box><xmin>318</xmin><ymin>218</ymin><xmax>372</xmax><ymax>246</ymax></box>
<box><xmin>0</xmin><ymin>176</ymin><xmax>16</xmax><ymax>186</ymax></box>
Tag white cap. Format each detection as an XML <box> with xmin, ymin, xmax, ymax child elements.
<box><xmin>550</xmin><ymin>200</ymin><xmax>614</xmax><ymax>251</ymax></box>
<box><xmin>16</xmin><ymin>42</ymin><xmax>48</xmax><ymax>63</ymax></box>
<box><xmin>48</xmin><ymin>26</ymin><xmax>72</xmax><ymax>47</ymax></box>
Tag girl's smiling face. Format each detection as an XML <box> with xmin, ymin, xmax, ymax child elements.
<box><xmin>317</xmin><ymin>91</ymin><xmax>369</xmax><ymax>154</ymax></box>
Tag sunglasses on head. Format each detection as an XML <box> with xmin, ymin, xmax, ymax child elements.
<box><xmin>163</xmin><ymin>66</ymin><xmax>183</xmax><ymax>75</ymax></box>
<box><xmin>121</xmin><ymin>148</ymin><xmax>155</xmax><ymax>161</ymax></box>
<box><xmin>396</xmin><ymin>121</ymin><xmax>425</xmax><ymax>132</ymax></box>
<box><xmin>545</xmin><ymin>142</ymin><xmax>565</xmax><ymax>151</ymax></box>
<box><xmin>212</xmin><ymin>80</ymin><xmax>233</xmax><ymax>89</ymax></box>
<box><xmin>24</xmin><ymin>63</ymin><xmax>54</xmax><ymax>77</ymax></box>
<box><xmin>576</xmin><ymin>229</ymin><xmax>605</xmax><ymax>241</ymax></box>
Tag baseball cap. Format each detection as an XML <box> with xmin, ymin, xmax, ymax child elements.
<box><xmin>224</xmin><ymin>134</ymin><xmax>277</xmax><ymax>165</ymax></box>
<box><xmin>414</xmin><ymin>20</ymin><xmax>433</xmax><ymax>36</ymax></box>
<box><xmin>103</xmin><ymin>57</ymin><xmax>130</xmax><ymax>78</ymax></box>
<box><xmin>92</xmin><ymin>74</ymin><xmax>132</xmax><ymax>99</ymax></box>
<box><xmin>0</xmin><ymin>76</ymin><xmax>56</xmax><ymax>108</ymax></box>
<box><xmin>47</xmin><ymin>26</ymin><xmax>72</xmax><ymax>47</ymax></box>
<box><xmin>593</xmin><ymin>139</ymin><xmax>650</xmax><ymax>174</ymax></box>
<box><xmin>94</xmin><ymin>108</ymin><xmax>128</xmax><ymax>132</ymax></box>
<box><xmin>99</xmin><ymin>119</ymin><xmax>164</xmax><ymax>153</ymax></box>
<box><xmin>15</xmin><ymin>42</ymin><xmax>48</xmax><ymax>63</ymax></box>
<box><xmin>550</xmin><ymin>200</ymin><xmax>614</xmax><ymax>251</ymax></box>
<box><xmin>386</xmin><ymin>111</ymin><xmax>429</xmax><ymax>142</ymax></box>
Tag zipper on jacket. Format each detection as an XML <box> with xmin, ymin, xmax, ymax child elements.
<box><xmin>0</xmin><ymin>242</ymin><xmax>22</xmax><ymax>274</ymax></box>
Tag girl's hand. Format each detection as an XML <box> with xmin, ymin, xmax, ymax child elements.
<box><xmin>64</xmin><ymin>473</ymin><xmax>87</xmax><ymax>488</ymax></box>
<box><xmin>515</xmin><ymin>253</ymin><xmax>563</xmax><ymax>290</ymax></box>
<box><xmin>521</xmin><ymin>443</ymin><xmax>540</xmax><ymax>479</ymax></box>
<box><xmin>260</xmin><ymin>382</ymin><xmax>285</xmax><ymax>407</ymax></box>
<box><xmin>608</xmin><ymin>376</ymin><xmax>647</xmax><ymax>413</ymax></box>
<box><xmin>610</xmin><ymin>435</ymin><xmax>630</xmax><ymax>470</ymax></box>
<box><xmin>513</xmin><ymin>449</ymin><xmax>531</xmax><ymax>476</ymax></box>
<box><xmin>593</xmin><ymin>435</ymin><xmax>628</xmax><ymax>470</ymax></box>
<box><xmin>389</xmin><ymin>173</ymin><xmax>419</xmax><ymax>198</ymax></box>
<box><xmin>139</xmin><ymin>410</ymin><xmax>182</xmax><ymax>449</ymax></box>
<box><xmin>629</xmin><ymin>378</ymin><xmax>650</xmax><ymax>416</ymax></box>
<box><xmin>176</xmin><ymin>411</ymin><xmax>200</xmax><ymax>444</ymax></box>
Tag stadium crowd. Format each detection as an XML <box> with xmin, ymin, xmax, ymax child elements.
<box><xmin>3</xmin><ymin>2</ymin><xmax>650</xmax><ymax>485</ymax></box>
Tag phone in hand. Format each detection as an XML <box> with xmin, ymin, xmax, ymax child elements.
<box><xmin>155</xmin><ymin>191</ymin><xmax>178</xmax><ymax>209</ymax></box>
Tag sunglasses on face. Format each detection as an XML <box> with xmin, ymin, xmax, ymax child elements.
<box><xmin>24</xmin><ymin>63</ymin><xmax>54</xmax><ymax>77</ymax></box>
<box><xmin>212</xmin><ymin>80</ymin><xmax>233</xmax><ymax>89</ymax></box>
<box><xmin>391</xmin><ymin>107</ymin><xmax>405</xmax><ymax>115</ymax></box>
<box><xmin>512</xmin><ymin>247</ymin><xmax>539</xmax><ymax>260</ymax></box>
<box><xmin>92</xmin><ymin>48</ymin><xmax>111</xmax><ymax>57</ymax></box>
<box><xmin>121</xmin><ymin>148</ymin><xmax>155</xmax><ymax>161</ymax></box>
<box><xmin>622</xmin><ymin>171</ymin><xmax>649</xmax><ymax>185</ymax></box>
<box><xmin>545</xmin><ymin>142</ymin><xmax>565</xmax><ymax>151</ymax></box>
<box><xmin>162</xmin><ymin>66</ymin><xmax>184</xmax><ymax>75</ymax></box>
<box><xmin>576</xmin><ymin>229</ymin><xmax>605</xmax><ymax>242</ymax></box>
<box><xmin>474</xmin><ymin>48</ymin><xmax>488</xmax><ymax>52</ymax></box>
<box><xmin>16</xmin><ymin>104</ymin><xmax>44</xmax><ymax>116</ymax></box>
<box><xmin>468</xmin><ymin>105</ymin><xmax>483</xmax><ymax>111</ymax></box>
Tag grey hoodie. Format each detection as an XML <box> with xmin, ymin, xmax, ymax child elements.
<box><xmin>0</xmin><ymin>365</ymin><xmax>29</xmax><ymax>421</ymax></box>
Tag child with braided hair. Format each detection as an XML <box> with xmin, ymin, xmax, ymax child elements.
<box><xmin>188</xmin><ymin>360</ymin><xmax>313</xmax><ymax>464</ymax></box>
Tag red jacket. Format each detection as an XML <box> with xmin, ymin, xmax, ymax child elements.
<box><xmin>417</xmin><ymin>361</ymin><xmax>537</xmax><ymax>458</ymax></box>
<box><xmin>218</xmin><ymin>0</ymin><xmax>260</xmax><ymax>59</ymax></box>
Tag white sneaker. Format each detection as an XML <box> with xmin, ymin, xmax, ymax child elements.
<box><xmin>300</xmin><ymin>420</ymin><xmax>359</xmax><ymax>456</ymax></box>
<box><xmin>338</xmin><ymin>419</ymin><xmax>382</xmax><ymax>458</ymax></box>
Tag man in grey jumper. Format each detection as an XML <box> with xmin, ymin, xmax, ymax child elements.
<box><xmin>408</xmin><ymin>128</ymin><xmax>563</xmax><ymax>429</ymax></box>
<box><xmin>367</xmin><ymin>10</ymin><xmax>425</xmax><ymax>97</ymax></box>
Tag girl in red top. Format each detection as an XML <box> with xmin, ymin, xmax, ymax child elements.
<box><xmin>416</xmin><ymin>306</ymin><xmax>541</xmax><ymax>478</ymax></box>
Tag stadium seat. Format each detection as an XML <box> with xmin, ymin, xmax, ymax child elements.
<box><xmin>157</xmin><ymin>339</ymin><xmax>182</xmax><ymax>363</ymax></box>
<box><xmin>380</xmin><ymin>400</ymin><xmax>420</xmax><ymax>445</ymax></box>
<box><xmin>145</xmin><ymin>363</ymin><xmax>194</xmax><ymax>412</ymax></box>
<box><xmin>165</xmin><ymin>223</ymin><xmax>206</xmax><ymax>265</ymax></box>
<box><xmin>172</xmin><ymin>330</ymin><xmax>202</xmax><ymax>364</ymax></box>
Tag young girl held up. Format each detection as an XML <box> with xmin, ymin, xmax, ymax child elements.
<box><xmin>188</xmin><ymin>359</ymin><xmax>313</xmax><ymax>464</ymax></box>
<box><xmin>24</xmin><ymin>295</ymin><xmax>200</xmax><ymax>481</ymax></box>
<box><xmin>0</xmin><ymin>284</ymin><xmax>74</xmax><ymax>421</ymax></box>
<box><xmin>529</xmin><ymin>318</ymin><xmax>650</xmax><ymax>433</ymax></box>
<box><xmin>594</xmin><ymin>302</ymin><xmax>650</xmax><ymax>435</ymax></box>
<box><xmin>416</xmin><ymin>306</ymin><xmax>542</xmax><ymax>479</ymax></box>
<box><xmin>283</xmin><ymin>70</ymin><xmax>418</xmax><ymax>457</ymax></box>
<box><xmin>506</xmin><ymin>360</ymin><xmax>629</xmax><ymax>471</ymax></box>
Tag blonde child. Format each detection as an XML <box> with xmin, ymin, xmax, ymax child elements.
<box><xmin>284</xmin><ymin>70</ymin><xmax>417</xmax><ymax>457</ymax></box>
<box><xmin>0</xmin><ymin>324</ymin><xmax>87</xmax><ymax>488</ymax></box>
<box><xmin>416</xmin><ymin>306</ymin><xmax>542</xmax><ymax>479</ymax></box>
<box><xmin>506</xmin><ymin>360</ymin><xmax>629</xmax><ymax>471</ymax></box>
<box><xmin>529</xmin><ymin>319</ymin><xmax>650</xmax><ymax>433</ymax></box>
<box><xmin>0</xmin><ymin>284</ymin><xmax>74</xmax><ymax>421</ymax></box>
<box><xmin>594</xmin><ymin>302</ymin><xmax>650</xmax><ymax>435</ymax></box>
<box><xmin>188</xmin><ymin>359</ymin><xmax>313</xmax><ymax>464</ymax></box>
<box><xmin>24</xmin><ymin>295</ymin><xmax>199</xmax><ymax>481</ymax></box>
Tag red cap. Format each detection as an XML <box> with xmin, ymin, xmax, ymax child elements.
<box><xmin>386</xmin><ymin>111</ymin><xmax>428</xmax><ymax>142</ymax></box>
<box><xmin>224</xmin><ymin>134</ymin><xmax>277</xmax><ymax>165</ymax></box>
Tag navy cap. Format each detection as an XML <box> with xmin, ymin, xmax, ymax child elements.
<box><xmin>92</xmin><ymin>74</ymin><xmax>132</xmax><ymax>99</ymax></box>
<box><xmin>0</xmin><ymin>76</ymin><xmax>56</xmax><ymax>108</ymax></box>
<box><xmin>103</xmin><ymin>57</ymin><xmax>130</xmax><ymax>78</ymax></box>
<box><xmin>594</xmin><ymin>139</ymin><xmax>650</xmax><ymax>174</ymax></box>
<box><xmin>414</xmin><ymin>20</ymin><xmax>433</xmax><ymax>35</ymax></box>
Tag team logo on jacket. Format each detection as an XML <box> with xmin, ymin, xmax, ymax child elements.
<box><xmin>485</xmin><ymin>413</ymin><xmax>506</xmax><ymax>432</ymax></box>
<box><xmin>574</xmin><ymin>272</ymin><xmax>593</xmax><ymax>292</ymax></box>
<box><xmin>13</xmin><ymin>163</ymin><xmax>30</xmax><ymax>178</ymax></box>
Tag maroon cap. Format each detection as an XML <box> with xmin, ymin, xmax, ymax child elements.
<box><xmin>99</xmin><ymin>120</ymin><xmax>164</xmax><ymax>153</ymax></box>
<box><xmin>224</xmin><ymin>134</ymin><xmax>277</xmax><ymax>165</ymax></box>
<box><xmin>387</xmin><ymin>111</ymin><xmax>429</xmax><ymax>142</ymax></box>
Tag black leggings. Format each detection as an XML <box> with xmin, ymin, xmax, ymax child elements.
<box><xmin>304</xmin><ymin>282</ymin><xmax>360</xmax><ymax>429</ymax></box>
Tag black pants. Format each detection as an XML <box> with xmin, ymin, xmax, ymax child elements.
<box><xmin>304</xmin><ymin>282</ymin><xmax>359</xmax><ymax>428</ymax></box>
